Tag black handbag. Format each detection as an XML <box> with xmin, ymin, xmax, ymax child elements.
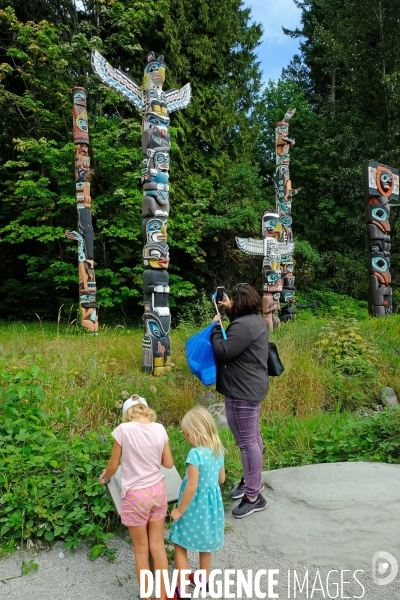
<box><xmin>267</xmin><ymin>342</ymin><xmax>284</xmax><ymax>376</ymax></box>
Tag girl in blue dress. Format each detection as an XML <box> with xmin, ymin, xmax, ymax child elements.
<box><xmin>169</xmin><ymin>405</ymin><xmax>225</xmax><ymax>598</ymax></box>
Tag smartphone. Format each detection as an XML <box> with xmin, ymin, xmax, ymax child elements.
<box><xmin>216</xmin><ymin>286</ymin><xmax>225</xmax><ymax>303</ymax></box>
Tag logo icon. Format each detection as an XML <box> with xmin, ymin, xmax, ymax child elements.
<box><xmin>372</xmin><ymin>551</ymin><xmax>398</xmax><ymax>585</ymax></box>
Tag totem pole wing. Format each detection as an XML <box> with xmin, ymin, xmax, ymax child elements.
<box><xmin>165</xmin><ymin>83</ymin><xmax>192</xmax><ymax>113</ymax></box>
<box><xmin>235</xmin><ymin>237</ymin><xmax>264</xmax><ymax>256</ymax></box>
<box><xmin>283</xmin><ymin>108</ymin><xmax>296</xmax><ymax>122</ymax></box>
<box><xmin>91</xmin><ymin>49</ymin><xmax>142</xmax><ymax>112</ymax></box>
<box><xmin>278</xmin><ymin>241</ymin><xmax>295</xmax><ymax>255</ymax></box>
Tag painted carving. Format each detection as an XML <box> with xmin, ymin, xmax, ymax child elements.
<box><xmin>65</xmin><ymin>87</ymin><xmax>98</xmax><ymax>333</ymax></box>
<box><xmin>236</xmin><ymin>109</ymin><xmax>298</xmax><ymax>330</ymax></box>
<box><xmin>363</xmin><ymin>161</ymin><xmax>399</xmax><ymax>316</ymax></box>
<box><xmin>91</xmin><ymin>50</ymin><xmax>191</xmax><ymax>374</ymax></box>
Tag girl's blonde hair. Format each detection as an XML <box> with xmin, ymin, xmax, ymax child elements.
<box><xmin>123</xmin><ymin>403</ymin><xmax>157</xmax><ymax>423</ymax></box>
<box><xmin>181</xmin><ymin>405</ymin><xmax>224</xmax><ymax>457</ymax></box>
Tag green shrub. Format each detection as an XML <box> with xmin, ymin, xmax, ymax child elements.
<box><xmin>314</xmin><ymin>316</ymin><xmax>381</xmax><ymax>409</ymax></box>
<box><xmin>261</xmin><ymin>409</ymin><xmax>400</xmax><ymax>469</ymax></box>
<box><xmin>0</xmin><ymin>362</ymin><xmax>118</xmax><ymax>559</ymax></box>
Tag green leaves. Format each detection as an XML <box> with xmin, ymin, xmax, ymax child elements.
<box><xmin>0</xmin><ymin>362</ymin><xmax>117</xmax><ymax>556</ymax></box>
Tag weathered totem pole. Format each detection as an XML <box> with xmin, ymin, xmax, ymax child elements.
<box><xmin>65</xmin><ymin>87</ymin><xmax>98</xmax><ymax>333</ymax></box>
<box><xmin>91</xmin><ymin>50</ymin><xmax>191</xmax><ymax>374</ymax></box>
<box><xmin>236</xmin><ymin>109</ymin><xmax>298</xmax><ymax>330</ymax></box>
<box><xmin>363</xmin><ymin>161</ymin><xmax>399</xmax><ymax>316</ymax></box>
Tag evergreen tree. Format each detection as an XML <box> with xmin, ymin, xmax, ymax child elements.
<box><xmin>277</xmin><ymin>0</ymin><xmax>400</xmax><ymax>301</ymax></box>
<box><xmin>0</xmin><ymin>0</ymin><xmax>265</xmax><ymax>319</ymax></box>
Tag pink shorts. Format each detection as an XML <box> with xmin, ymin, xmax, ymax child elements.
<box><xmin>121</xmin><ymin>479</ymin><xmax>168</xmax><ymax>527</ymax></box>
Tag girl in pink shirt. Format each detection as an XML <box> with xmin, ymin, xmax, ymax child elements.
<box><xmin>100</xmin><ymin>395</ymin><xmax>174</xmax><ymax>600</ymax></box>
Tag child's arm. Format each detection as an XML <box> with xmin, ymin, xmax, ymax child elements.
<box><xmin>161</xmin><ymin>441</ymin><xmax>174</xmax><ymax>469</ymax></box>
<box><xmin>218</xmin><ymin>466</ymin><xmax>225</xmax><ymax>484</ymax></box>
<box><xmin>99</xmin><ymin>440</ymin><xmax>122</xmax><ymax>486</ymax></box>
<box><xmin>170</xmin><ymin>464</ymin><xmax>199</xmax><ymax>521</ymax></box>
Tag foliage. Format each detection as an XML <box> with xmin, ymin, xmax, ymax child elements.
<box><xmin>313</xmin><ymin>315</ymin><xmax>382</xmax><ymax>410</ymax></box>
<box><xmin>315</xmin><ymin>316</ymin><xmax>378</xmax><ymax>375</ymax></box>
<box><xmin>260</xmin><ymin>408</ymin><xmax>400</xmax><ymax>469</ymax></box>
<box><xmin>281</xmin><ymin>0</ymin><xmax>400</xmax><ymax>305</ymax></box>
<box><xmin>0</xmin><ymin>361</ymin><xmax>118</xmax><ymax>558</ymax></box>
<box><xmin>1</xmin><ymin>317</ymin><xmax>400</xmax><ymax>556</ymax></box>
<box><xmin>176</xmin><ymin>290</ymin><xmax>216</xmax><ymax>328</ymax></box>
<box><xmin>0</xmin><ymin>0</ymin><xmax>266</xmax><ymax>321</ymax></box>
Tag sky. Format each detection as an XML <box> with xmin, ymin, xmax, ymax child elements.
<box><xmin>245</xmin><ymin>0</ymin><xmax>303</xmax><ymax>84</ymax></box>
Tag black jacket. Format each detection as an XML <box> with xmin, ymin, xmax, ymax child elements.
<box><xmin>210</xmin><ymin>313</ymin><xmax>269</xmax><ymax>402</ymax></box>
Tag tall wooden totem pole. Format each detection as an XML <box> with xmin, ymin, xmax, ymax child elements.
<box><xmin>91</xmin><ymin>50</ymin><xmax>191</xmax><ymax>375</ymax></box>
<box><xmin>236</xmin><ymin>109</ymin><xmax>298</xmax><ymax>330</ymax></box>
<box><xmin>65</xmin><ymin>87</ymin><xmax>99</xmax><ymax>333</ymax></box>
<box><xmin>363</xmin><ymin>162</ymin><xmax>399</xmax><ymax>316</ymax></box>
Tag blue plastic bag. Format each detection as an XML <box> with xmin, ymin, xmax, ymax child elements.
<box><xmin>186</xmin><ymin>322</ymin><xmax>218</xmax><ymax>386</ymax></box>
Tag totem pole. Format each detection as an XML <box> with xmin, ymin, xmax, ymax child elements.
<box><xmin>236</xmin><ymin>109</ymin><xmax>298</xmax><ymax>330</ymax></box>
<box><xmin>274</xmin><ymin>109</ymin><xmax>300</xmax><ymax>323</ymax></box>
<box><xmin>65</xmin><ymin>87</ymin><xmax>98</xmax><ymax>333</ymax></box>
<box><xmin>91</xmin><ymin>50</ymin><xmax>191</xmax><ymax>375</ymax></box>
<box><xmin>363</xmin><ymin>161</ymin><xmax>399</xmax><ymax>316</ymax></box>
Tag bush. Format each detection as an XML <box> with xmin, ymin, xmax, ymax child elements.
<box><xmin>314</xmin><ymin>316</ymin><xmax>381</xmax><ymax>410</ymax></box>
<box><xmin>0</xmin><ymin>362</ymin><xmax>118</xmax><ymax>558</ymax></box>
<box><xmin>260</xmin><ymin>409</ymin><xmax>400</xmax><ymax>469</ymax></box>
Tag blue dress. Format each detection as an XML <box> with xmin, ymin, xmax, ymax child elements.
<box><xmin>169</xmin><ymin>447</ymin><xmax>224</xmax><ymax>552</ymax></box>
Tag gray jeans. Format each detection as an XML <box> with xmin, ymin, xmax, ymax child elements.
<box><xmin>225</xmin><ymin>397</ymin><xmax>263</xmax><ymax>498</ymax></box>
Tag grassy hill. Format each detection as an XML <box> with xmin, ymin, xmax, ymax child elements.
<box><xmin>1</xmin><ymin>310</ymin><xmax>400</xmax><ymax>555</ymax></box>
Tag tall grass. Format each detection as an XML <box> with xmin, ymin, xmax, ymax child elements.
<box><xmin>0</xmin><ymin>314</ymin><xmax>398</xmax><ymax>434</ymax></box>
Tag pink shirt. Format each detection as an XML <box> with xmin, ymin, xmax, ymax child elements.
<box><xmin>112</xmin><ymin>421</ymin><xmax>168</xmax><ymax>498</ymax></box>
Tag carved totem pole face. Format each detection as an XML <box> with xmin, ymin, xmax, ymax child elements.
<box><xmin>262</xmin><ymin>211</ymin><xmax>283</xmax><ymax>238</ymax></box>
<box><xmin>144</xmin><ymin>53</ymin><xmax>166</xmax><ymax>88</ymax></box>
<box><xmin>364</xmin><ymin>161</ymin><xmax>399</xmax><ymax>316</ymax></box>
<box><xmin>262</xmin><ymin>238</ymin><xmax>282</xmax><ymax>292</ymax></box>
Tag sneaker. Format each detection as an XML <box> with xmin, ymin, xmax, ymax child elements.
<box><xmin>230</xmin><ymin>478</ymin><xmax>265</xmax><ymax>500</ymax></box>
<box><xmin>232</xmin><ymin>493</ymin><xmax>268</xmax><ymax>518</ymax></box>
<box><xmin>230</xmin><ymin>477</ymin><xmax>245</xmax><ymax>499</ymax></box>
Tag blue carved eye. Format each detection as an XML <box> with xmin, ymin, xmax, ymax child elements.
<box><xmin>381</xmin><ymin>173</ymin><xmax>391</xmax><ymax>183</ymax></box>
<box><xmin>371</xmin><ymin>208</ymin><xmax>387</xmax><ymax>221</ymax></box>
<box><xmin>148</xmin><ymin>221</ymin><xmax>161</xmax><ymax>231</ymax></box>
<box><xmin>372</xmin><ymin>257</ymin><xmax>388</xmax><ymax>272</ymax></box>
<box><xmin>148</xmin><ymin>322</ymin><xmax>161</xmax><ymax>338</ymax></box>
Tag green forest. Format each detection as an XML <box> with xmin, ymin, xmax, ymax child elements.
<box><xmin>1</xmin><ymin>0</ymin><xmax>400</xmax><ymax>322</ymax></box>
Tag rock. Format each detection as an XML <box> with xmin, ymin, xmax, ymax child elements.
<box><xmin>196</xmin><ymin>391</ymin><xmax>216</xmax><ymax>406</ymax></box>
<box><xmin>207</xmin><ymin>402</ymin><xmax>228</xmax><ymax>428</ymax></box>
<box><xmin>380</xmin><ymin>387</ymin><xmax>399</xmax><ymax>408</ymax></box>
<box><xmin>227</xmin><ymin>462</ymin><xmax>400</xmax><ymax>569</ymax></box>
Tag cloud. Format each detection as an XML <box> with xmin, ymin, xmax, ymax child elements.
<box><xmin>248</xmin><ymin>0</ymin><xmax>302</xmax><ymax>44</ymax></box>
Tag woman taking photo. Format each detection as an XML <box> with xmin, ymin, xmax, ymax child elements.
<box><xmin>210</xmin><ymin>283</ymin><xmax>269</xmax><ymax>518</ymax></box>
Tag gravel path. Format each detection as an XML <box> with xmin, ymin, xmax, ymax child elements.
<box><xmin>1</xmin><ymin>528</ymin><xmax>399</xmax><ymax>600</ymax></box>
